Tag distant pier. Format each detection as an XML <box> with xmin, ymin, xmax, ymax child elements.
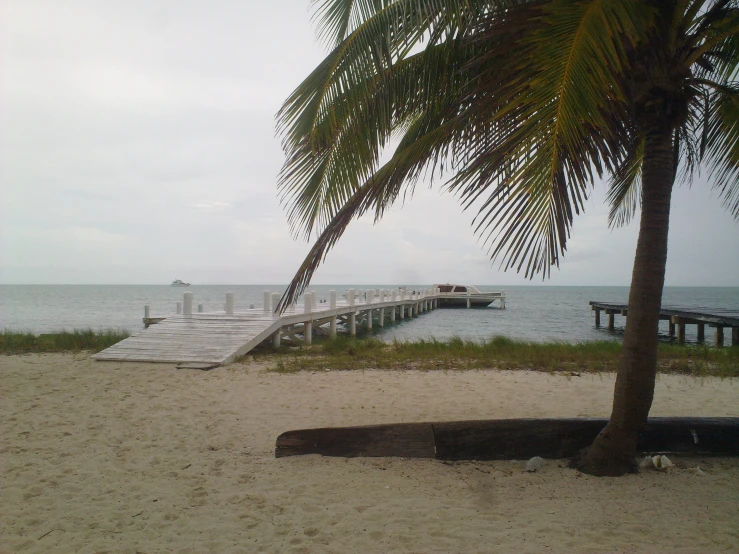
<box><xmin>590</xmin><ymin>301</ymin><xmax>739</xmax><ymax>347</ymax></box>
<box><xmin>93</xmin><ymin>287</ymin><xmax>505</xmax><ymax>365</ymax></box>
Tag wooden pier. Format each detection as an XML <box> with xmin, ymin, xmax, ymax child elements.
<box><xmin>93</xmin><ymin>287</ymin><xmax>503</xmax><ymax>365</ymax></box>
<box><xmin>590</xmin><ymin>301</ymin><xmax>739</xmax><ymax>347</ymax></box>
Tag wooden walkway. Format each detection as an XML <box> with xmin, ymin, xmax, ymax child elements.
<box><xmin>93</xmin><ymin>288</ymin><xmax>493</xmax><ymax>365</ymax></box>
<box><xmin>590</xmin><ymin>301</ymin><xmax>739</xmax><ymax>346</ymax></box>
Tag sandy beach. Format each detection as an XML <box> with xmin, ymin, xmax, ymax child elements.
<box><xmin>2</xmin><ymin>353</ymin><xmax>738</xmax><ymax>553</ymax></box>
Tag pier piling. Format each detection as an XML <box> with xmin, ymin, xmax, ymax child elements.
<box><xmin>714</xmin><ymin>326</ymin><xmax>724</xmax><ymax>347</ymax></box>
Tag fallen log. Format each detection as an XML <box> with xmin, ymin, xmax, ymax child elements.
<box><xmin>275</xmin><ymin>417</ymin><xmax>739</xmax><ymax>460</ymax></box>
<box><xmin>276</xmin><ymin>422</ymin><xmax>435</xmax><ymax>459</ymax></box>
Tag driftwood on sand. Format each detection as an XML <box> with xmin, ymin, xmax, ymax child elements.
<box><xmin>275</xmin><ymin>417</ymin><xmax>739</xmax><ymax>460</ymax></box>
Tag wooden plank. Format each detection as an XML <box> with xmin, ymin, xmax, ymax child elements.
<box><xmin>275</xmin><ymin>417</ymin><xmax>739</xmax><ymax>460</ymax></box>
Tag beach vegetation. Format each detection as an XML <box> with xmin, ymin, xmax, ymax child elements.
<box><xmin>262</xmin><ymin>335</ymin><xmax>739</xmax><ymax>378</ymax></box>
<box><xmin>0</xmin><ymin>329</ymin><xmax>130</xmax><ymax>354</ymax></box>
<box><xmin>274</xmin><ymin>0</ymin><xmax>739</xmax><ymax>475</ymax></box>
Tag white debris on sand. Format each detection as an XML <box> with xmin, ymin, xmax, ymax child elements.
<box><xmin>640</xmin><ymin>455</ymin><xmax>675</xmax><ymax>470</ymax></box>
<box><xmin>525</xmin><ymin>456</ymin><xmax>545</xmax><ymax>472</ymax></box>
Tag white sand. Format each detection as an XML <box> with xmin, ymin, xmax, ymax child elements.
<box><xmin>2</xmin><ymin>353</ymin><xmax>738</xmax><ymax>553</ymax></box>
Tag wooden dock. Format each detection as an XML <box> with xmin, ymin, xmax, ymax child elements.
<box><xmin>590</xmin><ymin>301</ymin><xmax>739</xmax><ymax>346</ymax></box>
<box><xmin>93</xmin><ymin>287</ymin><xmax>503</xmax><ymax>365</ymax></box>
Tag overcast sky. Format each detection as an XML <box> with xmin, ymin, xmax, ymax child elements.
<box><xmin>2</xmin><ymin>1</ymin><xmax>737</xmax><ymax>286</ymax></box>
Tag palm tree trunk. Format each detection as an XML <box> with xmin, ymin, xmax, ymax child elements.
<box><xmin>573</xmin><ymin>128</ymin><xmax>676</xmax><ymax>476</ymax></box>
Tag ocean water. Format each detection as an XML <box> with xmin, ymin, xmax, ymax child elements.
<box><xmin>2</xmin><ymin>285</ymin><xmax>737</xmax><ymax>345</ymax></box>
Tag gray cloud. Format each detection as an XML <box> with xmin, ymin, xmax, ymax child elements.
<box><xmin>2</xmin><ymin>1</ymin><xmax>737</xmax><ymax>286</ymax></box>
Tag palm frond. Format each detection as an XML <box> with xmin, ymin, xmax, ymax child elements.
<box><xmin>310</xmin><ymin>0</ymin><xmax>386</xmax><ymax>47</ymax></box>
<box><xmin>607</xmin><ymin>136</ymin><xmax>644</xmax><ymax>228</ymax></box>
<box><xmin>446</xmin><ymin>0</ymin><xmax>645</xmax><ymax>277</ymax></box>
<box><xmin>279</xmin><ymin>0</ymin><xmax>506</xmax><ymax>153</ymax></box>
<box><xmin>277</xmin><ymin>115</ymin><xmax>462</xmax><ymax>311</ymax></box>
<box><xmin>276</xmin><ymin>0</ymin><xmax>502</xmax><ymax>240</ymax></box>
<box><xmin>705</xmin><ymin>85</ymin><xmax>739</xmax><ymax>218</ymax></box>
<box><xmin>277</xmin><ymin>40</ymin><xmax>477</xmax><ymax>239</ymax></box>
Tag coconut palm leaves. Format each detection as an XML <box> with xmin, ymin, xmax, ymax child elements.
<box><xmin>707</xmin><ymin>88</ymin><xmax>739</xmax><ymax>216</ymax></box>
<box><xmin>276</xmin><ymin>0</ymin><xmax>739</xmax><ymax>311</ymax></box>
<box><xmin>446</xmin><ymin>0</ymin><xmax>643</xmax><ymax>274</ymax></box>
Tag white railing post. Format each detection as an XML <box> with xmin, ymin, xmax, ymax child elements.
<box><xmin>198</xmin><ymin>303</ymin><xmax>204</xmax><ymax>313</ymax></box>
<box><xmin>176</xmin><ymin>301</ymin><xmax>182</xmax><ymax>314</ymax></box>
<box><xmin>329</xmin><ymin>290</ymin><xmax>336</xmax><ymax>309</ymax></box>
<box><xmin>144</xmin><ymin>304</ymin><xmax>150</xmax><ymax>319</ymax></box>
<box><xmin>303</xmin><ymin>295</ymin><xmax>313</xmax><ymax>344</ymax></box>
<box><xmin>366</xmin><ymin>289</ymin><xmax>373</xmax><ymax>304</ymax></box>
<box><xmin>263</xmin><ymin>290</ymin><xmax>271</xmax><ymax>312</ymax></box>
<box><xmin>330</xmin><ymin>315</ymin><xmax>337</xmax><ymax>338</ymax></box>
<box><xmin>226</xmin><ymin>292</ymin><xmax>234</xmax><ymax>315</ymax></box>
<box><xmin>183</xmin><ymin>292</ymin><xmax>193</xmax><ymax>316</ymax></box>
<box><xmin>271</xmin><ymin>293</ymin><xmax>281</xmax><ymax>314</ymax></box>
<box><xmin>348</xmin><ymin>289</ymin><xmax>355</xmax><ymax>306</ymax></box>
<box><xmin>304</xmin><ymin>321</ymin><xmax>312</xmax><ymax>345</ymax></box>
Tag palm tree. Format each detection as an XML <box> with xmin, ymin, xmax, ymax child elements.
<box><xmin>275</xmin><ymin>0</ymin><xmax>739</xmax><ymax>476</ymax></box>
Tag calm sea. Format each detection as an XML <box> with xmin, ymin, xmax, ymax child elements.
<box><xmin>1</xmin><ymin>285</ymin><xmax>737</xmax><ymax>345</ymax></box>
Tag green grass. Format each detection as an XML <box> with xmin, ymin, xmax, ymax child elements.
<box><xmin>0</xmin><ymin>329</ymin><xmax>131</xmax><ymax>354</ymax></box>
<box><xmin>259</xmin><ymin>335</ymin><xmax>739</xmax><ymax>378</ymax></box>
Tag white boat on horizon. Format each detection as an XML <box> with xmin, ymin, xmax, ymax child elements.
<box><xmin>171</xmin><ymin>279</ymin><xmax>190</xmax><ymax>287</ymax></box>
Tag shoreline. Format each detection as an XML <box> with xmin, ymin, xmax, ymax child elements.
<box><xmin>2</xmin><ymin>353</ymin><xmax>738</xmax><ymax>552</ymax></box>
